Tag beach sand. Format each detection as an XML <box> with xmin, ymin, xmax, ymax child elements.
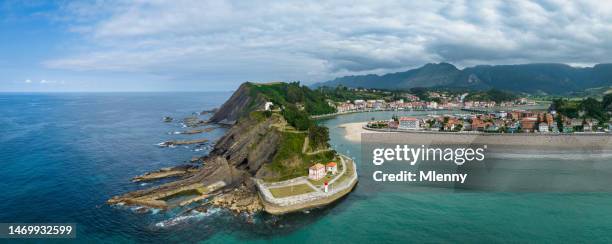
<box><xmin>339</xmin><ymin>122</ymin><xmax>386</xmax><ymax>142</ymax></box>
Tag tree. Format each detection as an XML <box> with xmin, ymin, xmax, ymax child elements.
<box><xmin>556</xmin><ymin>115</ymin><xmax>564</xmax><ymax>132</ymax></box>
<box><xmin>308</xmin><ymin>125</ymin><xmax>330</xmax><ymax>150</ymax></box>
<box><xmin>282</xmin><ymin>104</ymin><xmax>312</xmax><ymax>130</ymax></box>
<box><xmin>580</xmin><ymin>98</ymin><xmax>606</xmax><ymax>122</ymax></box>
<box><xmin>603</xmin><ymin>93</ymin><xmax>612</xmax><ymax>111</ymax></box>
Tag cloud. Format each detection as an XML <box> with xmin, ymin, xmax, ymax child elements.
<box><xmin>42</xmin><ymin>0</ymin><xmax>612</xmax><ymax>84</ymax></box>
<box><xmin>39</xmin><ymin>79</ymin><xmax>64</xmax><ymax>84</ymax></box>
<box><xmin>24</xmin><ymin>79</ymin><xmax>31</xmax><ymax>83</ymax></box>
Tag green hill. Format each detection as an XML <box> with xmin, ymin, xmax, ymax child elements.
<box><xmin>314</xmin><ymin>63</ymin><xmax>612</xmax><ymax>95</ymax></box>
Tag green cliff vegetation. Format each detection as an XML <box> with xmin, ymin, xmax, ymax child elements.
<box><xmin>265</xmin><ymin>131</ymin><xmax>335</xmax><ymax>181</ymax></box>
<box><xmin>247</xmin><ymin>81</ymin><xmax>336</xmax><ymax>116</ymax></box>
<box><xmin>238</xmin><ymin>82</ymin><xmax>337</xmax><ymax>181</ymax></box>
<box><xmin>316</xmin><ymin>85</ymin><xmax>388</xmax><ymax>102</ymax></box>
<box><xmin>552</xmin><ymin>93</ymin><xmax>612</xmax><ymax>122</ymax></box>
<box><xmin>464</xmin><ymin>89</ymin><xmax>517</xmax><ymax>103</ymax></box>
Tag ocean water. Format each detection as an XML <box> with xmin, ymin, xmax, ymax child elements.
<box><xmin>2</xmin><ymin>93</ymin><xmax>612</xmax><ymax>243</ymax></box>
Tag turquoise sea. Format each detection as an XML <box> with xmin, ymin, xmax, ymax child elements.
<box><xmin>2</xmin><ymin>93</ymin><xmax>612</xmax><ymax>243</ymax></box>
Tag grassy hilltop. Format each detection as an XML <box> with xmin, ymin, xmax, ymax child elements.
<box><xmin>209</xmin><ymin>82</ymin><xmax>337</xmax><ymax>181</ymax></box>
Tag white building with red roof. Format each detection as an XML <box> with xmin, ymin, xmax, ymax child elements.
<box><xmin>308</xmin><ymin>163</ymin><xmax>326</xmax><ymax>180</ymax></box>
<box><xmin>326</xmin><ymin>162</ymin><xmax>338</xmax><ymax>174</ymax></box>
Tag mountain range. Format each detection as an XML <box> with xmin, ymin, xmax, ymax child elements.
<box><xmin>314</xmin><ymin>63</ymin><xmax>612</xmax><ymax>94</ymax></box>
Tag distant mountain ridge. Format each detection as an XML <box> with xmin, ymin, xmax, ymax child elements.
<box><xmin>314</xmin><ymin>63</ymin><xmax>612</xmax><ymax>94</ymax></box>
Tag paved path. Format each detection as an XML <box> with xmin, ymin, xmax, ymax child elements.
<box><xmin>327</xmin><ymin>156</ymin><xmax>346</xmax><ymax>185</ymax></box>
<box><xmin>302</xmin><ymin>136</ymin><xmax>333</xmax><ymax>155</ymax></box>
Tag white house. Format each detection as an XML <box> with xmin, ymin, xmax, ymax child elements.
<box><xmin>308</xmin><ymin>163</ymin><xmax>326</xmax><ymax>180</ymax></box>
<box><xmin>427</xmin><ymin>101</ymin><xmax>438</xmax><ymax>109</ymax></box>
<box><xmin>538</xmin><ymin>122</ymin><xmax>549</xmax><ymax>133</ymax></box>
<box><xmin>264</xmin><ymin>102</ymin><xmax>274</xmax><ymax>111</ymax></box>
<box><xmin>326</xmin><ymin>162</ymin><xmax>338</xmax><ymax>174</ymax></box>
<box><xmin>496</xmin><ymin>111</ymin><xmax>508</xmax><ymax>119</ymax></box>
<box><xmin>399</xmin><ymin>117</ymin><xmax>420</xmax><ymax>130</ymax></box>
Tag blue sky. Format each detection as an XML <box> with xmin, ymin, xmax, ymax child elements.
<box><xmin>2</xmin><ymin>0</ymin><xmax>612</xmax><ymax>92</ymax></box>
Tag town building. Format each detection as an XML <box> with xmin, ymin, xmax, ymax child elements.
<box><xmin>444</xmin><ymin>118</ymin><xmax>460</xmax><ymax>131</ymax></box>
<box><xmin>326</xmin><ymin>162</ymin><xmax>338</xmax><ymax>174</ymax></box>
<box><xmin>308</xmin><ymin>163</ymin><xmax>326</xmax><ymax>180</ymax></box>
<box><xmin>507</xmin><ymin>122</ymin><xmax>519</xmax><ymax>133</ymax></box>
<box><xmin>471</xmin><ymin>118</ymin><xmax>488</xmax><ymax>131</ymax></box>
<box><xmin>545</xmin><ymin>114</ymin><xmax>554</xmax><ymax>126</ymax></box>
<box><xmin>485</xmin><ymin>124</ymin><xmax>499</xmax><ymax>132</ymax></box>
<box><xmin>462</xmin><ymin>121</ymin><xmax>472</xmax><ymax>131</ymax></box>
<box><xmin>264</xmin><ymin>102</ymin><xmax>274</xmax><ymax>111</ymax></box>
<box><xmin>427</xmin><ymin>101</ymin><xmax>438</xmax><ymax>109</ymax></box>
<box><xmin>399</xmin><ymin>117</ymin><xmax>420</xmax><ymax>130</ymax></box>
<box><xmin>389</xmin><ymin>120</ymin><xmax>399</xmax><ymax>129</ymax></box>
<box><xmin>496</xmin><ymin>111</ymin><xmax>508</xmax><ymax>119</ymax></box>
<box><xmin>551</xmin><ymin>123</ymin><xmax>559</xmax><ymax>133</ymax></box>
<box><xmin>521</xmin><ymin>117</ymin><xmax>538</xmax><ymax>132</ymax></box>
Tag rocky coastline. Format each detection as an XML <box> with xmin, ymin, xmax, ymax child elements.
<box><xmin>109</xmin><ymin>82</ymin><xmax>354</xmax><ymax>216</ymax></box>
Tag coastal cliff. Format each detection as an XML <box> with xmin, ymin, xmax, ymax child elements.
<box><xmin>208</xmin><ymin>82</ymin><xmax>265</xmax><ymax>124</ymax></box>
<box><xmin>109</xmin><ymin>82</ymin><xmax>338</xmax><ymax>214</ymax></box>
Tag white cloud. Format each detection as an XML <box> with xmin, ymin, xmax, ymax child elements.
<box><xmin>43</xmin><ymin>0</ymin><xmax>612</xmax><ymax>85</ymax></box>
<box><xmin>39</xmin><ymin>79</ymin><xmax>64</xmax><ymax>84</ymax></box>
<box><xmin>24</xmin><ymin>79</ymin><xmax>31</xmax><ymax>83</ymax></box>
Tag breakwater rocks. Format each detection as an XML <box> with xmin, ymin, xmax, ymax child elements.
<box><xmin>211</xmin><ymin>183</ymin><xmax>263</xmax><ymax>214</ymax></box>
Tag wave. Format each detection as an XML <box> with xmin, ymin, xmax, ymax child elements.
<box><xmin>154</xmin><ymin>208</ymin><xmax>220</xmax><ymax>228</ymax></box>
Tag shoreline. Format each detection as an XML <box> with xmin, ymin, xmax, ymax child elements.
<box><xmin>311</xmin><ymin>104</ymin><xmax>548</xmax><ymax>119</ymax></box>
<box><xmin>339</xmin><ymin>122</ymin><xmax>612</xmax><ymax>148</ymax></box>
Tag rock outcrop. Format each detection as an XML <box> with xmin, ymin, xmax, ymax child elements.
<box><xmin>110</xmin><ymin>82</ymin><xmax>331</xmax><ymax>214</ymax></box>
<box><xmin>109</xmin><ymin>111</ymin><xmax>284</xmax><ymax>213</ymax></box>
<box><xmin>208</xmin><ymin>82</ymin><xmax>266</xmax><ymax>124</ymax></box>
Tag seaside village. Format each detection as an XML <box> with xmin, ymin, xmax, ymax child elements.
<box><xmin>328</xmin><ymin>91</ymin><xmax>611</xmax><ymax>133</ymax></box>
<box><xmin>333</xmin><ymin>91</ymin><xmax>536</xmax><ymax>113</ymax></box>
<box><xmin>365</xmin><ymin>109</ymin><xmax>612</xmax><ymax>134</ymax></box>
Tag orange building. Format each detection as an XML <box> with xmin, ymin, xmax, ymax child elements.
<box><xmin>521</xmin><ymin>117</ymin><xmax>538</xmax><ymax>132</ymax></box>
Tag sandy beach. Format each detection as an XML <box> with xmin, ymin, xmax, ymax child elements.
<box><xmin>338</xmin><ymin>122</ymin><xmax>380</xmax><ymax>142</ymax></box>
<box><xmin>338</xmin><ymin>122</ymin><xmax>612</xmax><ymax>149</ymax></box>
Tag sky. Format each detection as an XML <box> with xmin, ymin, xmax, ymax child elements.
<box><xmin>2</xmin><ymin>0</ymin><xmax>612</xmax><ymax>92</ymax></box>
